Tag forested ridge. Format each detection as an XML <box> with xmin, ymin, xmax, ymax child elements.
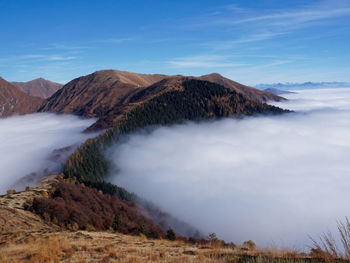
<box><xmin>63</xmin><ymin>79</ymin><xmax>288</xmax><ymax>199</ymax></box>
<box><xmin>38</xmin><ymin>70</ymin><xmax>284</xmax><ymax>130</ymax></box>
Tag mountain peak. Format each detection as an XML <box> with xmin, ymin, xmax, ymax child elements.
<box><xmin>11</xmin><ymin>78</ymin><xmax>63</xmax><ymax>99</ymax></box>
<box><xmin>33</xmin><ymin>77</ymin><xmax>46</xmax><ymax>81</ymax></box>
<box><xmin>201</xmin><ymin>72</ymin><xmax>224</xmax><ymax>78</ymax></box>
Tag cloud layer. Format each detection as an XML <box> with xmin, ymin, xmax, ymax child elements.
<box><xmin>109</xmin><ymin>87</ymin><xmax>350</xmax><ymax>248</ymax></box>
<box><xmin>0</xmin><ymin>113</ymin><xmax>96</xmax><ymax>194</ymax></box>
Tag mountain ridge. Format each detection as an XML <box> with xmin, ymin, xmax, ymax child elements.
<box><xmin>64</xmin><ymin>78</ymin><xmax>288</xmax><ymax>189</ymax></box>
<box><xmin>39</xmin><ymin>70</ymin><xmax>285</xmax><ymax>130</ymax></box>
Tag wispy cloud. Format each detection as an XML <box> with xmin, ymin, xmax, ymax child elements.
<box><xmin>208</xmin><ymin>32</ymin><xmax>286</xmax><ymax>50</ymax></box>
<box><xmin>169</xmin><ymin>55</ymin><xmax>247</xmax><ymax>68</ymax></box>
<box><xmin>46</xmin><ymin>55</ymin><xmax>77</xmax><ymax>61</ymax></box>
<box><xmin>40</xmin><ymin>38</ymin><xmax>134</xmax><ymax>52</ymax></box>
<box><xmin>220</xmin><ymin>4</ymin><xmax>245</xmax><ymax>13</ymax></box>
<box><xmin>216</xmin><ymin>6</ymin><xmax>350</xmax><ymax>27</ymax></box>
<box><xmin>0</xmin><ymin>54</ymin><xmax>78</xmax><ymax>63</ymax></box>
<box><xmin>42</xmin><ymin>43</ymin><xmax>91</xmax><ymax>51</ymax></box>
<box><xmin>92</xmin><ymin>37</ymin><xmax>135</xmax><ymax>44</ymax></box>
<box><xmin>188</xmin><ymin>0</ymin><xmax>350</xmax><ymax>49</ymax></box>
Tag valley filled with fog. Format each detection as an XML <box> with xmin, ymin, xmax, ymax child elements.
<box><xmin>109</xmin><ymin>87</ymin><xmax>350</xmax><ymax>248</ymax></box>
<box><xmin>0</xmin><ymin>113</ymin><xmax>96</xmax><ymax>194</ymax></box>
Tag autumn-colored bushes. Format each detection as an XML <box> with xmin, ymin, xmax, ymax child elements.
<box><xmin>26</xmin><ymin>181</ymin><xmax>165</xmax><ymax>239</ymax></box>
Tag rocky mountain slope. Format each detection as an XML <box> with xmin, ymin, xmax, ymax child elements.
<box><xmin>11</xmin><ymin>78</ymin><xmax>63</xmax><ymax>99</ymax></box>
<box><xmin>0</xmin><ymin>77</ymin><xmax>43</xmax><ymax>117</ymax></box>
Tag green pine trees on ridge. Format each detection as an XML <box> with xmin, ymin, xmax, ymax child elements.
<box><xmin>63</xmin><ymin>79</ymin><xmax>288</xmax><ymax>200</ymax></box>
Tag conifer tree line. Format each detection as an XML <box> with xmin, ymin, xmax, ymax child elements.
<box><xmin>64</xmin><ymin>79</ymin><xmax>288</xmax><ymax>200</ymax></box>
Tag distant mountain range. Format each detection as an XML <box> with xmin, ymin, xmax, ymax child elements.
<box><xmin>255</xmin><ymin>82</ymin><xmax>350</xmax><ymax>91</ymax></box>
<box><xmin>11</xmin><ymin>78</ymin><xmax>63</xmax><ymax>99</ymax></box>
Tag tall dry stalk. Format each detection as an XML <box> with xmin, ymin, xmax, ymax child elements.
<box><xmin>310</xmin><ymin>217</ymin><xmax>350</xmax><ymax>260</ymax></box>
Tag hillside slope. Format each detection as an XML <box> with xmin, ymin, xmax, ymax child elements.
<box><xmin>0</xmin><ymin>174</ymin><xmax>324</xmax><ymax>263</ymax></box>
<box><xmin>39</xmin><ymin>70</ymin><xmax>284</xmax><ymax>130</ymax></box>
<box><xmin>11</xmin><ymin>78</ymin><xmax>63</xmax><ymax>99</ymax></box>
<box><xmin>0</xmin><ymin>77</ymin><xmax>43</xmax><ymax>117</ymax></box>
<box><xmin>38</xmin><ymin>70</ymin><xmax>167</xmax><ymax>119</ymax></box>
<box><xmin>89</xmin><ymin>76</ymin><xmax>287</xmax><ymax>130</ymax></box>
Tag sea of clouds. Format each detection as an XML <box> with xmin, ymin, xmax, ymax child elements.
<box><xmin>0</xmin><ymin>113</ymin><xmax>96</xmax><ymax>194</ymax></box>
<box><xmin>109</xmin><ymin>87</ymin><xmax>350</xmax><ymax>248</ymax></box>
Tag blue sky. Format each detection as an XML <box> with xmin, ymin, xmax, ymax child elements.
<box><xmin>0</xmin><ymin>0</ymin><xmax>349</xmax><ymax>85</ymax></box>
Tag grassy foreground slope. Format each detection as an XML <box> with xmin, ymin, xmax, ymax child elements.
<box><xmin>0</xmin><ymin>176</ymin><xmax>345</xmax><ymax>262</ymax></box>
<box><xmin>0</xmin><ymin>231</ymin><xmax>333</xmax><ymax>263</ymax></box>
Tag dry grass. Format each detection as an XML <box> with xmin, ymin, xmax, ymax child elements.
<box><xmin>2</xmin><ymin>228</ymin><xmax>326</xmax><ymax>263</ymax></box>
<box><xmin>0</xmin><ymin>236</ymin><xmax>69</xmax><ymax>263</ymax></box>
<box><xmin>0</xmin><ymin>230</ymin><xmax>235</xmax><ymax>262</ymax></box>
<box><xmin>2</xmin><ymin>223</ymin><xmax>347</xmax><ymax>263</ymax></box>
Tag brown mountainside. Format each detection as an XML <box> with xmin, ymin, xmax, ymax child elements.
<box><xmin>11</xmin><ymin>78</ymin><xmax>63</xmax><ymax>99</ymax></box>
<box><xmin>87</xmin><ymin>76</ymin><xmax>191</xmax><ymax>130</ymax></box>
<box><xmin>38</xmin><ymin>70</ymin><xmax>167</xmax><ymax>118</ymax></box>
<box><xmin>39</xmin><ymin>70</ymin><xmax>284</xmax><ymax>130</ymax></box>
<box><xmin>0</xmin><ymin>77</ymin><xmax>43</xmax><ymax>117</ymax></box>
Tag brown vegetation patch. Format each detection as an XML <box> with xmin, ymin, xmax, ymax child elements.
<box><xmin>27</xmin><ymin>180</ymin><xmax>165</xmax><ymax>239</ymax></box>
